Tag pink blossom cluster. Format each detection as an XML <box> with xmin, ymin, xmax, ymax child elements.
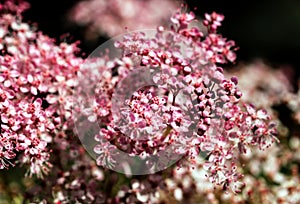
<box><xmin>68</xmin><ymin>0</ymin><xmax>181</xmax><ymax>40</ymax></box>
<box><xmin>73</xmin><ymin>9</ymin><xmax>280</xmax><ymax>193</ymax></box>
<box><xmin>0</xmin><ymin>1</ymin><xmax>290</xmax><ymax>203</ymax></box>
<box><xmin>153</xmin><ymin>136</ymin><xmax>300</xmax><ymax>203</ymax></box>
<box><xmin>0</xmin><ymin>0</ymin><xmax>82</xmax><ymax>178</ymax></box>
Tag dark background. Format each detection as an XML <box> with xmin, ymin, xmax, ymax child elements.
<box><xmin>23</xmin><ymin>0</ymin><xmax>300</xmax><ymax>79</ymax></box>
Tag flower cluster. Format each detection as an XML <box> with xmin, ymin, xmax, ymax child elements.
<box><xmin>0</xmin><ymin>0</ymin><xmax>82</xmax><ymax>178</ymax></box>
<box><xmin>1</xmin><ymin>1</ymin><xmax>295</xmax><ymax>203</ymax></box>
<box><xmin>73</xmin><ymin>8</ymin><xmax>279</xmax><ymax>194</ymax></box>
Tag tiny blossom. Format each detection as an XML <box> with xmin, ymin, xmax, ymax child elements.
<box><xmin>203</xmin><ymin>12</ymin><xmax>225</xmax><ymax>33</ymax></box>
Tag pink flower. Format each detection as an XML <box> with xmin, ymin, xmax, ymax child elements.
<box><xmin>81</xmin><ymin>7</ymin><xmax>279</xmax><ymax>194</ymax></box>
<box><xmin>203</xmin><ymin>12</ymin><xmax>225</xmax><ymax>32</ymax></box>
